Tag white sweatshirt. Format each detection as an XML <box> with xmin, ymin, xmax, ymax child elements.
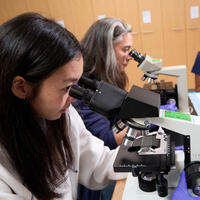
<box><xmin>0</xmin><ymin>105</ymin><xmax>127</xmax><ymax>200</ymax></box>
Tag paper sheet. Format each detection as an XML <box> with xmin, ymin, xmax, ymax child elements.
<box><xmin>190</xmin><ymin>6</ymin><xmax>199</xmax><ymax>19</ymax></box>
<box><xmin>142</xmin><ymin>10</ymin><xmax>151</xmax><ymax>24</ymax></box>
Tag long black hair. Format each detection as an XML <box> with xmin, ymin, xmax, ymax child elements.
<box><xmin>0</xmin><ymin>12</ymin><xmax>82</xmax><ymax>200</ymax></box>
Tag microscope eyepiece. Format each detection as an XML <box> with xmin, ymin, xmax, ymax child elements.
<box><xmin>69</xmin><ymin>85</ymin><xmax>94</xmax><ymax>104</ymax></box>
<box><xmin>78</xmin><ymin>76</ymin><xmax>99</xmax><ymax>90</ymax></box>
<box><xmin>129</xmin><ymin>49</ymin><xmax>145</xmax><ymax>64</ymax></box>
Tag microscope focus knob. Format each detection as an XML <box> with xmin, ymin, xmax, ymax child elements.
<box><xmin>138</xmin><ymin>172</ymin><xmax>156</xmax><ymax>192</ymax></box>
<box><xmin>185</xmin><ymin>161</ymin><xmax>200</xmax><ymax>196</ymax></box>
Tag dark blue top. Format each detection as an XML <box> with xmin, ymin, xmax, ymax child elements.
<box><xmin>73</xmin><ymin>83</ymin><xmax>118</xmax><ymax>200</ymax></box>
<box><xmin>73</xmin><ymin>100</ymin><xmax>118</xmax><ymax>150</ymax></box>
<box><xmin>192</xmin><ymin>51</ymin><xmax>200</xmax><ymax>75</ymax></box>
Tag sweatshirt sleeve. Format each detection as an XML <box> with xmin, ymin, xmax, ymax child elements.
<box><xmin>191</xmin><ymin>51</ymin><xmax>200</xmax><ymax>75</ymax></box>
<box><xmin>68</xmin><ymin>105</ymin><xmax>127</xmax><ymax>191</ymax></box>
<box><xmin>73</xmin><ymin>100</ymin><xmax>117</xmax><ymax>150</ymax></box>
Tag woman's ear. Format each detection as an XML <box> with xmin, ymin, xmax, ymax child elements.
<box><xmin>11</xmin><ymin>76</ymin><xmax>32</xmax><ymax>99</ymax></box>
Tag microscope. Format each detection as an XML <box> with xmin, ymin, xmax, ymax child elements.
<box><xmin>129</xmin><ymin>49</ymin><xmax>189</xmax><ymax>114</ymax></box>
<box><xmin>69</xmin><ymin>50</ymin><xmax>200</xmax><ymax>198</ymax></box>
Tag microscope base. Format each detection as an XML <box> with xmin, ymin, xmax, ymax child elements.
<box><xmin>122</xmin><ymin>173</ymin><xmax>174</xmax><ymax>200</ymax></box>
<box><xmin>120</xmin><ymin>151</ymin><xmax>185</xmax><ymax>199</ymax></box>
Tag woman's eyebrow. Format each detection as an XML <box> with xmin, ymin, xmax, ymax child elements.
<box><xmin>63</xmin><ymin>78</ymin><xmax>79</xmax><ymax>83</ymax></box>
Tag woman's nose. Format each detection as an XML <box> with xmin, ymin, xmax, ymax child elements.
<box><xmin>127</xmin><ymin>54</ymin><xmax>132</xmax><ymax>60</ymax></box>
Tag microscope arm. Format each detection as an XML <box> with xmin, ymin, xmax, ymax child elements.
<box><xmin>154</xmin><ymin>65</ymin><xmax>189</xmax><ymax>113</ymax></box>
<box><xmin>133</xmin><ymin>109</ymin><xmax>200</xmax><ymax>161</ymax></box>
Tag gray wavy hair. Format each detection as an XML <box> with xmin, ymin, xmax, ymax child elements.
<box><xmin>81</xmin><ymin>17</ymin><xmax>132</xmax><ymax>89</ymax></box>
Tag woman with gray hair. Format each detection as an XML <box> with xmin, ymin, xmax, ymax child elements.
<box><xmin>81</xmin><ymin>17</ymin><xmax>132</xmax><ymax>89</ymax></box>
<box><xmin>73</xmin><ymin>17</ymin><xmax>133</xmax><ymax>200</ymax></box>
